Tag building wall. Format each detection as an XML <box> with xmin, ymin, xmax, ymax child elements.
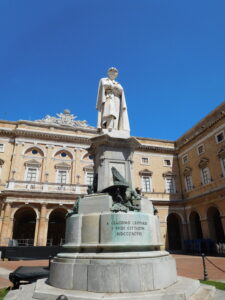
<box><xmin>0</xmin><ymin>105</ymin><xmax>225</xmax><ymax>249</ymax></box>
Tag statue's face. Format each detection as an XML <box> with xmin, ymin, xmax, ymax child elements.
<box><xmin>108</xmin><ymin>70</ymin><xmax>118</xmax><ymax>80</ymax></box>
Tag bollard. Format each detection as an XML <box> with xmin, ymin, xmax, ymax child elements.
<box><xmin>56</xmin><ymin>295</ymin><xmax>68</xmax><ymax>300</ymax></box>
<box><xmin>201</xmin><ymin>253</ymin><xmax>208</xmax><ymax>281</ymax></box>
<box><xmin>48</xmin><ymin>255</ymin><xmax>53</xmax><ymax>269</ymax></box>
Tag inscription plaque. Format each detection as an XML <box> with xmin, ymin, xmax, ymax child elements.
<box><xmin>101</xmin><ymin>213</ymin><xmax>152</xmax><ymax>245</ymax></box>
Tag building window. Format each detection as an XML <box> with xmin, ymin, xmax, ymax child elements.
<box><xmin>141</xmin><ymin>157</ymin><xmax>149</xmax><ymax>165</ymax></box>
<box><xmin>220</xmin><ymin>157</ymin><xmax>225</xmax><ymax>177</ymax></box>
<box><xmin>141</xmin><ymin>176</ymin><xmax>151</xmax><ymax>192</ymax></box>
<box><xmin>57</xmin><ymin>170</ymin><xmax>67</xmax><ymax>184</ymax></box>
<box><xmin>165</xmin><ymin>176</ymin><xmax>176</xmax><ymax>194</ymax></box>
<box><xmin>201</xmin><ymin>167</ymin><xmax>211</xmax><ymax>185</ymax></box>
<box><xmin>26</xmin><ymin>168</ymin><xmax>38</xmax><ymax>182</ymax></box>
<box><xmin>185</xmin><ymin>175</ymin><xmax>193</xmax><ymax>191</ymax></box>
<box><xmin>215</xmin><ymin>131</ymin><xmax>224</xmax><ymax>144</ymax></box>
<box><xmin>32</xmin><ymin>149</ymin><xmax>38</xmax><ymax>155</ymax></box>
<box><xmin>0</xmin><ymin>144</ymin><xmax>4</xmax><ymax>153</ymax></box>
<box><xmin>86</xmin><ymin>172</ymin><xmax>94</xmax><ymax>186</ymax></box>
<box><xmin>197</xmin><ymin>144</ymin><xmax>204</xmax><ymax>155</ymax></box>
<box><xmin>182</xmin><ymin>154</ymin><xmax>188</xmax><ymax>164</ymax></box>
<box><xmin>164</xmin><ymin>159</ymin><xmax>171</xmax><ymax>166</ymax></box>
<box><xmin>61</xmin><ymin>152</ymin><xmax>67</xmax><ymax>158</ymax></box>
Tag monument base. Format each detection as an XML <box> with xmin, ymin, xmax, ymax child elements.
<box><xmin>48</xmin><ymin>252</ymin><xmax>176</xmax><ymax>292</ymax></box>
<box><xmin>5</xmin><ymin>277</ymin><xmax>215</xmax><ymax>300</ymax></box>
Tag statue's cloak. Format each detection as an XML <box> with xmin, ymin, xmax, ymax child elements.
<box><xmin>96</xmin><ymin>78</ymin><xmax>130</xmax><ymax>131</ymax></box>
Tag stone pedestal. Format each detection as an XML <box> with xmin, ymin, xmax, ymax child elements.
<box><xmin>48</xmin><ymin>251</ymin><xmax>176</xmax><ymax>292</ymax></box>
<box><xmin>88</xmin><ymin>134</ymin><xmax>140</xmax><ymax>191</ymax></box>
<box><xmin>33</xmin><ymin>276</ymin><xmax>212</xmax><ymax>300</ymax></box>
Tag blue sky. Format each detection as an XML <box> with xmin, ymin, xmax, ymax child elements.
<box><xmin>0</xmin><ymin>0</ymin><xmax>225</xmax><ymax>140</ymax></box>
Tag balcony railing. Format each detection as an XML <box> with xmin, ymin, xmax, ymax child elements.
<box><xmin>5</xmin><ymin>180</ymin><xmax>89</xmax><ymax>194</ymax></box>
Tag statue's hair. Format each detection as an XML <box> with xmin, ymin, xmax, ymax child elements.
<box><xmin>107</xmin><ymin>67</ymin><xmax>118</xmax><ymax>73</ymax></box>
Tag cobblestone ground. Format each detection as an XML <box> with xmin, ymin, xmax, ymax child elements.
<box><xmin>0</xmin><ymin>255</ymin><xmax>225</xmax><ymax>289</ymax></box>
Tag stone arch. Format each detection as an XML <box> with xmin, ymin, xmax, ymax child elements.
<box><xmin>12</xmin><ymin>206</ymin><xmax>37</xmax><ymax>245</ymax></box>
<box><xmin>166</xmin><ymin>213</ymin><xmax>182</xmax><ymax>250</ymax></box>
<box><xmin>46</xmin><ymin>205</ymin><xmax>69</xmax><ymax>219</ymax></box>
<box><xmin>11</xmin><ymin>205</ymin><xmax>39</xmax><ymax>219</ymax></box>
<box><xmin>81</xmin><ymin>151</ymin><xmax>94</xmax><ymax>161</ymax></box>
<box><xmin>23</xmin><ymin>145</ymin><xmax>45</xmax><ymax>157</ymax></box>
<box><xmin>207</xmin><ymin>206</ymin><xmax>225</xmax><ymax>243</ymax></box>
<box><xmin>47</xmin><ymin>207</ymin><xmax>67</xmax><ymax>245</ymax></box>
<box><xmin>53</xmin><ymin>149</ymin><xmax>74</xmax><ymax>160</ymax></box>
<box><xmin>189</xmin><ymin>211</ymin><xmax>203</xmax><ymax>239</ymax></box>
<box><xmin>165</xmin><ymin>211</ymin><xmax>185</xmax><ymax>224</ymax></box>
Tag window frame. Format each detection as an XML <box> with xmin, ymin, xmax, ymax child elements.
<box><xmin>182</xmin><ymin>154</ymin><xmax>188</xmax><ymax>164</ymax></box>
<box><xmin>197</xmin><ymin>144</ymin><xmax>205</xmax><ymax>156</ymax></box>
<box><xmin>165</xmin><ymin>176</ymin><xmax>176</xmax><ymax>194</ymax></box>
<box><xmin>0</xmin><ymin>144</ymin><xmax>5</xmax><ymax>153</ymax></box>
<box><xmin>85</xmin><ymin>171</ymin><xmax>94</xmax><ymax>186</ymax></box>
<box><xmin>201</xmin><ymin>167</ymin><xmax>211</xmax><ymax>185</ymax></box>
<box><xmin>141</xmin><ymin>175</ymin><xmax>152</xmax><ymax>193</ymax></box>
<box><xmin>163</xmin><ymin>159</ymin><xmax>172</xmax><ymax>167</ymax></box>
<box><xmin>185</xmin><ymin>175</ymin><xmax>193</xmax><ymax>191</ymax></box>
<box><xmin>141</xmin><ymin>157</ymin><xmax>149</xmax><ymax>165</ymax></box>
<box><xmin>215</xmin><ymin>131</ymin><xmax>224</xmax><ymax>144</ymax></box>
<box><xmin>25</xmin><ymin>167</ymin><xmax>39</xmax><ymax>182</ymax></box>
<box><xmin>220</xmin><ymin>157</ymin><xmax>225</xmax><ymax>177</ymax></box>
<box><xmin>56</xmin><ymin>169</ymin><xmax>68</xmax><ymax>184</ymax></box>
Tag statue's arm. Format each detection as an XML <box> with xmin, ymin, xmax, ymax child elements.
<box><xmin>96</xmin><ymin>79</ymin><xmax>105</xmax><ymax>111</ymax></box>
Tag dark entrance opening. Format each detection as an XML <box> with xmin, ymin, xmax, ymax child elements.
<box><xmin>13</xmin><ymin>207</ymin><xmax>36</xmax><ymax>245</ymax></box>
<box><xmin>167</xmin><ymin>213</ymin><xmax>182</xmax><ymax>250</ymax></box>
<box><xmin>207</xmin><ymin>207</ymin><xmax>225</xmax><ymax>243</ymax></box>
<box><xmin>47</xmin><ymin>209</ymin><xmax>66</xmax><ymax>245</ymax></box>
<box><xmin>189</xmin><ymin>211</ymin><xmax>203</xmax><ymax>239</ymax></box>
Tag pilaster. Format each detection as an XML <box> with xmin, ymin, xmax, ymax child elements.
<box><xmin>0</xmin><ymin>203</ymin><xmax>12</xmax><ymax>245</ymax></box>
<box><xmin>200</xmin><ymin>219</ymin><xmax>210</xmax><ymax>239</ymax></box>
<box><xmin>37</xmin><ymin>204</ymin><xmax>48</xmax><ymax>246</ymax></box>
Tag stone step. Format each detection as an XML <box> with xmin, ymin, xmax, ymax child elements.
<box><xmin>4</xmin><ymin>289</ymin><xmax>20</xmax><ymax>300</ymax></box>
<box><xmin>4</xmin><ymin>277</ymin><xmax>217</xmax><ymax>300</ymax></box>
<box><xmin>4</xmin><ymin>282</ymin><xmax>36</xmax><ymax>300</ymax></box>
<box><xmin>189</xmin><ymin>284</ymin><xmax>215</xmax><ymax>300</ymax></box>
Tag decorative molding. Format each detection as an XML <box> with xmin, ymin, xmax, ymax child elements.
<box><xmin>183</xmin><ymin>167</ymin><xmax>192</xmax><ymax>176</ymax></box>
<box><xmin>218</xmin><ymin>146</ymin><xmax>225</xmax><ymax>158</ymax></box>
<box><xmin>83</xmin><ymin>164</ymin><xmax>94</xmax><ymax>171</ymax></box>
<box><xmin>198</xmin><ymin>157</ymin><xmax>209</xmax><ymax>169</ymax></box>
<box><xmin>162</xmin><ymin>171</ymin><xmax>176</xmax><ymax>177</ymax></box>
<box><xmin>54</xmin><ymin>162</ymin><xmax>71</xmax><ymax>170</ymax></box>
<box><xmin>24</xmin><ymin>159</ymin><xmax>41</xmax><ymax>167</ymax></box>
<box><xmin>139</xmin><ymin>169</ymin><xmax>153</xmax><ymax>176</ymax></box>
<box><xmin>34</xmin><ymin>110</ymin><xmax>95</xmax><ymax>129</ymax></box>
<box><xmin>23</xmin><ymin>145</ymin><xmax>45</xmax><ymax>156</ymax></box>
<box><xmin>177</xmin><ymin>104</ymin><xmax>225</xmax><ymax>150</ymax></box>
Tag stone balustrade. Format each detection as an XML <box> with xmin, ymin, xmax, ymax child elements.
<box><xmin>5</xmin><ymin>180</ymin><xmax>88</xmax><ymax>194</ymax></box>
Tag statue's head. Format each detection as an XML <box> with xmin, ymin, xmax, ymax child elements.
<box><xmin>107</xmin><ymin>67</ymin><xmax>118</xmax><ymax>80</ymax></box>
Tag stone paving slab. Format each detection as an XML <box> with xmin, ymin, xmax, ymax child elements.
<box><xmin>0</xmin><ymin>260</ymin><xmax>48</xmax><ymax>289</ymax></box>
<box><xmin>0</xmin><ymin>255</ymin><xmax>225</xmax><ymax>293</ymax></box>
<box><xmin>174</xmin><ymin>254</ymin><xmax>225</xmax><ymax>281</ymax></box>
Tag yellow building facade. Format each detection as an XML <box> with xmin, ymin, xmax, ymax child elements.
<box><xmin>0</xmin><ymin>105</ymin><xmax>225</xmax><ymax>250</ymax></box>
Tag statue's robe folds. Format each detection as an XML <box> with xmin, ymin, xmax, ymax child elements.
<box><xmin>96</xmin><ymin>78</ymin><xmax>130</xmax><ymax>132</ymax></box>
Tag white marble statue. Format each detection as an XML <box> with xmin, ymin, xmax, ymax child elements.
<box><xmin>96</xmin><ymin>67</ymin><xmax>130</xmax><ymax>133</ymax></box>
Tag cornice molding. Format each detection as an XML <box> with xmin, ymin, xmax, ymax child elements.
<box><xmin>0</xmin><ymin>190</ymin><xmax>78</xmax><ymax>200</ymax></box>
<box><xmin>0</xmin><ymin>128</ymin><xmax>92</xmax><ymax>144</ymax></box>
<box><xmin>176</xmin><ymin>103</ymin><xmax>225</xmax><ymax>150</ymax></box>
<box><xmin>137</xmin><ymin>144</ymin><xmax>176</xmax><ymax>154</ymax></box>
